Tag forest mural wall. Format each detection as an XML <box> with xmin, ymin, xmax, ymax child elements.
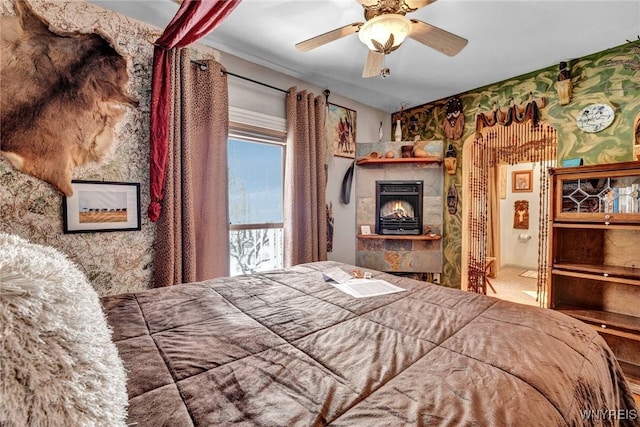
<box><xmin>393</xmin><ymin>42</ymin><xmax>640</xmax><ymax>288</ymax></box>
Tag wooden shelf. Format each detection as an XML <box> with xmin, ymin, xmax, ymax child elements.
<box><xmin>553</xmin><ymin>263</ymin><xmax>640</xmax><ymax>281</ymax></box>
<box><xmin>357</xmin><ymin>234</ymin><xmax>442</xmax><ymax>241</ymax></box>
<box><xmin>553</xmin><ymin>222</ymin><xmax>640</xmax><ymax>230</ymax></box>
<box><xmin>356</xmin><ymin>157</ymin><xmax>442</xmax><ymax>166</ymax></box>
<box><xmin>618</xmin><ymin>361</ymin><xmax>640</xmax><ymax>395</ymax></box>
<box><xmin>552</xmin><ymin>269</ymin><xmax>640</xmax><ymax>287</ymax></box>
<box><xmin>556</xmin><ymin>305</ymin><xmax>640</xmax><ymax>338</ymax></box>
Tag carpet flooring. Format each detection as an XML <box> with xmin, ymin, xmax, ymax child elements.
<box><xmin>488</xmin><ymin>265</ymin><xmax>542</xmax><ymax>307</ymax></box>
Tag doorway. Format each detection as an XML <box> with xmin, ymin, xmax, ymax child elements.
<box><xmin>487</xmin><ymin>163</ymin><xmax>543</xmax><ymax>306</ymax></box>
<box><xmin>461</xmin><ymin>117</ymin><xmax>557</xmax><ymax>306</ymax></box>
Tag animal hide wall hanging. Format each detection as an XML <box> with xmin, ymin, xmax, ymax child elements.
<box><xmin>0</xmin><ymin>0</ymin><xmax>138</xmax><ymax>196</ymax></box>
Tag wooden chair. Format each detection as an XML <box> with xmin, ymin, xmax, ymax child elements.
<box><xmin>485</xmin><ymin>257</ymin><xmax>497</xmax><ymax>294</ymax></box>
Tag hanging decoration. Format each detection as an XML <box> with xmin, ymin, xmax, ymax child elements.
<box><xmin>475</xmin><ymin>96</ymin><xmax>545</xmax><ymax>135</ymax></box>
<box><xmin>634</xmin><ymin>112</ymin><xmax>640</xmax><ymax>161</ymax></box>
<box><xmin>444</xmin><ymin>144</ymin><xmax>457</xmax><ymax>175</ymax></box>
<box><xmin>467</xmin><ymin>112</ymin><xmax>557</xmax><ymax>297</ymax></box>
<box><xmin>326</xmin><ymin>202</ymin><xmax>334</xmax><ymax>252</ymax></box>
<box><xmin>513</xmin><ymin>200</ymin><xmax>529</xmax><ymax>229</ymax></box>
<box><xmin>441</xmin><ymin>96</ymin><xmax>464</xmax><ymax>140</ymax></box>
<box><xmin>340</xmin><ymin>161</ymin><xmax>355</xmax><ymax>204</ymax></box>
<box><xmin>556</xmin><ymin>61</ymin><xmax>572</xmax><ymax>105</ymax></box>
<box><xmin>447</xmin><ymin>183</ymin><xmax>458</xmax><ymax>214</ymax></box>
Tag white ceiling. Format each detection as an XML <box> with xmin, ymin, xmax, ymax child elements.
<box><xmin>89</xmin><ymin>0</ymin><xmax>640</xmax><ymax>113</ymax></box>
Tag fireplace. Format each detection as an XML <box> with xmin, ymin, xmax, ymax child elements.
<box><xmin>376</xmin><ymin>180</ymin><xmax>423</xmax><ymax>235</ymax></box>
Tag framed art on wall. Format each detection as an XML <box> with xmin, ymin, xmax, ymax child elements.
<box><xmin>327</xmin><ymin>103</ymin><xmax>356</xmax><ymax>158</ymax></box>
<box><xmin>63</xmin><ymin>180</ymin><xmax>141</xmax><ymax>233</ymax></box>
<box><xmin>512</xmin><ymin>170</ymin><xmax>533</xmax><ymax>193</ymax></box>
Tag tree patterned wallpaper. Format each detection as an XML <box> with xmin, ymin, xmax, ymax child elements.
<box><xmin>0</xmin><ymin>0</ymin><xmax>160</xmax><ymax>295</ymax></box>
<box><xmin>392</xmin><ymin>42</ymin><xmax>640</xmax><ymax>288</ymax></box>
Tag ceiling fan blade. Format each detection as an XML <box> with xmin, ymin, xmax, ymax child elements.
<box><xmin>362</xmin><ymin>50</ymin><xmax>384</xmax><ymax>78</ymax></box>
<box><xmin>295</xmin><ymin>23</ymin><xmax>363</xmax><ymax>52</ymax></box>
<box><xmin>408</xmin><ymin>19</ymin><xmax>468</xmax><ymax>56</ymax></box>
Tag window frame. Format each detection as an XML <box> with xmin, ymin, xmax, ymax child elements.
<box><xmin>227</xmin><ymin>120</ymin><xmax>286</xmax><ymax>275</ymax></box>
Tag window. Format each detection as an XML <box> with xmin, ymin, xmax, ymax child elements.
<box><xmin>228</xmin><ymin>124</ymin><xmax>285</xmax><ymax>276</ymax></box>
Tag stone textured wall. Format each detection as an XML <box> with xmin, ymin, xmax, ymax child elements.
<box><xmin>355</xmin><ymin>141</ymin><xmax>443</xmax><ymax>273</ymax></box>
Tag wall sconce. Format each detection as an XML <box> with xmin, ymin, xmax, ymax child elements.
<box><xmin>444</xmin><ymin>144</ymin><xmax>457</xmax><ymax>175</ymax></box>
<box><xmin>556</xmin><ymin>61</ymin><xmax>572</xmax><ymax>105</ymax></box>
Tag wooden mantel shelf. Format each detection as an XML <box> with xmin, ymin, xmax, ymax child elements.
<box><xmin>356</xmin><ymin>157</ymin><xmax>442</xmax><ymax>166</ymax></box>
<box><xmin>357</xmin><ymin>234</ymin><xmax>442</xmax><ymax>241</ymax></box>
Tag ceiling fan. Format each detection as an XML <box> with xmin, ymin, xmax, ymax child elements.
<box><xmin>295</xmin><ymin>0</ymin><xmax>468</xmax><ymax>78</ymax></box>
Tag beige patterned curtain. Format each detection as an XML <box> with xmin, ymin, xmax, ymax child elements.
<box><xmin>154</xmin><ymin>49</ymin><xmax>230</xmax><ymax>287</ymax></box>
<box><xmin>284</xmin><ymin>87</ymin><xmax>327</xmax><ymax>266</ymax></box>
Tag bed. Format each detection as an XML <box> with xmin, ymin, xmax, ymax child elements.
<box><xmin>100</xmin><ymin>260</ymin><xmax>638</xmax><ymax>426</ymax></box>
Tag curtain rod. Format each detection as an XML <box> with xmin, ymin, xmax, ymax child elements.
<box><xmin>224</xmin><ymin>70</ymin><xmax>289</xmax><ymax>94</ymax></box>
<box><xmin>190</xmin><ymin>60</ymin><xmax>288</xmax><ymax>94</ymax></box>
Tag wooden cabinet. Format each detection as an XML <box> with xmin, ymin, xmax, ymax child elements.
<box><xmin>549</xmin><ymin>161</ymin><xmax>640</xmax><ymax>393</ymax></box>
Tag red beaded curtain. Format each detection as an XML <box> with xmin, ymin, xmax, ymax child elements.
<box><xmin>468</xmin><ymin>98</ymin><xmax>557</xmax><ymax>304</ymax></box>
<box><xmin>148</xmin><ymin>0</ymin><xmax>242</xmax><ymax>221</ymax></box>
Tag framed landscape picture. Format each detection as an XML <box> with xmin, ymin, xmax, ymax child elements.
<box><xmin>328</xmin><ymin>103</ymin><xmax>356</xmax><ymax>158</ymax></box>
<box><xmin>63</xmin><ymin>180</ymin><xmax>141</xmax><ymax>233</ymax></box>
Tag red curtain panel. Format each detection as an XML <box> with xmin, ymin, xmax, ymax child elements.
<box><xmin>148</xmin><ymin>0</ymin><xmax>241</xmax><ymax>221</ymax></box>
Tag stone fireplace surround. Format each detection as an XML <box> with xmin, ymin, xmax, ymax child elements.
<box><xmin>355</xmin><ymin>141</ymin><xmax>444</xmax><ymax>274</ymax></box>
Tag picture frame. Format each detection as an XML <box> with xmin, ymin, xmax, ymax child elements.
<box><xmin>360</xmin><ymin>225</ymin><xmax>372</xmax><ymax>235</ymax></box>
<box><xmin>513</xmin><ymin>200</ymin><xmax>530</xmax><ymax>229</ymax></box>
<box><xmin>63</xmin><ymin>180</ymin><xmax>141</xmax><ymax>233</ymax></box>
<box><xmin>327</xmin><ymin>103</ymin><xmax>356</xmax><ymax>158</ymax></box>
<box><xmin>512</xmin><ymin>170</ymin><xmax>533</xmax><ymax>193</ymax></box>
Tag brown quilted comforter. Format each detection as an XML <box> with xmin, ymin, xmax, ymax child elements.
<box><xmin>101</xmin><ymin>261</ymin><xmax>638</xmax><ymax>426</ymax></box>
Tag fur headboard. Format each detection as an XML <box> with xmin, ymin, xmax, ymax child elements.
<box><xmin>0</xmin><ymin>233</ymin><xmax>127</xmax><ymax>426</ymax></box>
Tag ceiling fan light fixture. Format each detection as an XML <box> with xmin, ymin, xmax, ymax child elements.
<box><xmin>358</xmin><ymin>14</ymin><xmax>412</xmax><ymax>52</ymax></box>
<box><xmin>404</xmin><ymin>0</ymin><xmax>432</xmax><ymax>10</ymax></box>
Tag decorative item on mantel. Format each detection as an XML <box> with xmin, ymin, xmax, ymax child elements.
<box><xmin>556</xmin><ymin>61</ymin><xmax>572</xmax><ymax>105</ymax></box>
<box><xmin>412</xmin><ymin>136</ymin><xmax>429</xmax><ymax>158</ymax></box>
<box><xmin>401</xmin><ymin>145</ymin><xmax>413</xmax><ymax>158</ymax></box>
<box><xmin>444</xmin><ymin>144</ymin><xmax>457</xmax><ymax>175</ymax></box>
<box><xmin>394</xmin><ymin>119</ymin><xmax>402</xmax><ymax>142</ymax></box>
<box><xmin>412</xmin><ymin>137</ymin><xmax>444</xmax><ymax>160</ymax></box>
<box><xmin>441</xmin><ymin>96</ymin><xmax>464</xmax><ymax>140</ymax></box>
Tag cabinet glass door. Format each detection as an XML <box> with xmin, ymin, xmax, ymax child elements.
<box><xmin>555</xmin><ymin>169</ymin><xmax>640</xmax><ymax>222</ymax></box>
<box><xmin>561</xmin><ymin>176</ymin><xmax>639</xmax><ymax>214</ymax></box>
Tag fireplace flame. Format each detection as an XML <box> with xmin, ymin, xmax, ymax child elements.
<box><xmin>392</xmin><ymin>201</ymin><xmax>406</xmax><ymax>216</ymax></box>
<box><xmin>382</xmin><ymin>200</ymin><xmax>413</xmax><ymax>219</ymax></box>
